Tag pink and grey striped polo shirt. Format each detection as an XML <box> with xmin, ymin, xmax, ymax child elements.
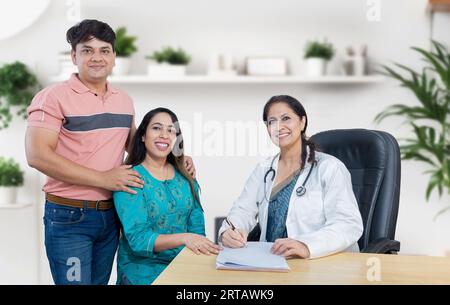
<box><xmin>27</xmin><ymin>73</ymin><xmax>135</xmax><ymax>200</ymax></box>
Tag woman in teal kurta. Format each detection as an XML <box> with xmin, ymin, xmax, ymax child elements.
<box><xmin>114</xmin><ymin>108</ymin><xmax>221</xmax><ymax>285</ymax></box>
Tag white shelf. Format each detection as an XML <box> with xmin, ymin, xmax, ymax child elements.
<box><xmin>50</xmin><ymin>75</ymin><xmax>385</xmax><ymax>85</ymax></box>
<box><xmin>0</xmin><ymin>203</ymin><xmax>33</xmax><ymax>209</ymax></box>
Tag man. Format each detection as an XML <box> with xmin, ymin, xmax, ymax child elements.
<box><xmin>25</xmin><ymin>19</ymin><xmax>195</xmax><ymax>285</ymax></box>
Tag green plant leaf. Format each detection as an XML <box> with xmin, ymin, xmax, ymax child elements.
<box><xmin>147</xmin><ymin>47</ymin><xmax>191</xmax><ymax>65</ymax></box>
<box><xmin>114</xmin><ymin>27</ymin><xmax>138</xmax><ymax>57</ymax></box>
<box><xmin>426</xmin><ymin>170</ymin><xmax>443</xmax><ymax>201</ymax></box>
<box><xmin>376</xmin><ymin>40</ymin><xmax>450</xmax><ymax>207</ymax></box>
<box><xmin>0</xmin><ymin>62</ymin><xmax>40</xmax><ymax>129</ymax></box>
<box><xmin>433</xmin><ymin>205</ymin><xmax>450</xmax><ymax>221</ymax></box>
<box><xmin>412</xmin><ymin>46</ymin><xmax>450</xmax><ymax>90</ymax></box>
<box><xmin>0</xmin><ymin>157</ymin><xmax>24</xmax><ymax>186</ymax></box>
<box><xmin>304</xmin><ymin>39</ymin><xmax>334</xmax><ymax>60</ymax></box>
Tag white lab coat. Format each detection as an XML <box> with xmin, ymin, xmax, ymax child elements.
<box><xmin>218</xmin><ymin>150</ymin><xmax>364</xmax><ymax>259</ymax></box>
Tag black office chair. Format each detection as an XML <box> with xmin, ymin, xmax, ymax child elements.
<box><xmin>311</xmin><ymin>129</ymin><xmax>401</xmax><ymax>254</ymax></box>
<box><xmin>215</xmin><ymin>129</ymin><xmax>401</xmax><ymax>254</ymax></box>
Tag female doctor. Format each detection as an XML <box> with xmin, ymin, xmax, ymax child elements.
<box><xmin>218</xmin><ymin>95</ymin><xmax>363</xmax><ymax>259</ymax></box>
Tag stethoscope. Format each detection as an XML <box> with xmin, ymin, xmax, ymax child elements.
<box><xmin>262</xmin><ymin>153</ymin><xmax>315</xmax><ymax>204</ymax></box>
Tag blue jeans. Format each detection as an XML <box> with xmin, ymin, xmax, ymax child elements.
<box><xmin>44</xmin><ymin>200</ymin><xmax>119</xmax><ymax>285</ymax></box>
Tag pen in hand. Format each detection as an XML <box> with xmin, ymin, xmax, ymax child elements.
<box><xmin>225</xmin><ymin>218</ymin><xmax>236</xmax><ymax>230</ymax></box>
<box><xmin>226</xmin><ymin>218</ymin><xmax>246</xmax><ymax>246</ymax></box>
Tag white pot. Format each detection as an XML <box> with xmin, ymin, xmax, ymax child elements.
<box><xmin>113</xmin><ymin>57</ymin><xmax>132</xmax><ymax>75</ymax></box>
<box><xmin>0</xmin><ymin>186</ymin><xmax>17</xmax><ymax>205</ymax></box>
<box><xmin>343</xmin><ymin>55</ymin><xmax>367</xmax><ymax>76</ymax></box>
<box><xmin>305</xmin><ymin>58</ymin><xmax>327</xmax><ymax>77</ymax></box>
<box><xmin>349</xmin><ymin>55</ymin><xmax>366</xmax><ymax>76</ymax></box>
<box><xmin>147</xmin><ymin>63</ymin><xmax>186</xmax><ymax>77</ymax></box>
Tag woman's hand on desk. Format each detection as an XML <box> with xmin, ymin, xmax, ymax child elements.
<box><xmin>183</xmin><ymin>233</ymin><xmax>222</xmax><ymax>255</ymax></box>
<box><xmin>271</xmin><ymin>238</ymin><xmax>310</xmax><ymax>259</ymax></box>
<box><xmin>221</xmin><ymin>228</ymin><xmax>248</xmax><ymax>248</ymax></box>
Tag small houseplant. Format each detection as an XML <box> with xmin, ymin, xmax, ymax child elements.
<box><xmin>0</xmin><ymin>157</ymin><xmax>24</xmax><ymax>205</ymax></box>
<box><xmin>113</xmin><ymin>26</ymin><xmax>138</xmax><ymax>75</ymax></box>
<box><xmin>0</xmin><ymin>61</ymin><xmax>40</xmax><ymax>129</ymax></box>
<box><xmin>146</xmin><ymin>47</ymin><xmax>191</xmax><ymax>77</ymax></box>
<box><xmin>304</xmin><ymin>39</ymin><xmax>334</xmax><ymax>77</ymax></box>
<box><xmin>375</xmin><ymin>40</ymin><xmax>450</xmax><ymax>219</ymax></box>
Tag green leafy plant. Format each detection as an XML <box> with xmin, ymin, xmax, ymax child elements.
<box><xmin>114</xmin><ymin>27</ymin><xmax>138</xmax><ymax>57</ymax></box>
<box><xmin>304</xmin><ymin>39</ymin><xmax>334</xmax><ymax>60</ymax></box>
<box><xmin>375</xmin><ymin>40</ymin><xmax>450</xmax><ymax>219</ymax></box>
<box><xmin>0</xmin><ymin>157</ymin><xmax>24</xmax><ymax>187</ymax></box>
<box><xmin>0</xmin><ymin>61</ymin><xmax>41</xmax><ymax>129</ymax></box>
<box><xmin>146</xmin><ymin>47</ymin><xmax>191</xmax><ymax>65</ymax></box>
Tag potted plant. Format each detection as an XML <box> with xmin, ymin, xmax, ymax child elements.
<box><xmin>304</xmin><ymin>39</ymin><xmax>334</xmax><ymax>77</ymax></box>
<box><xmin>113</xmin><ymin>26</ymin><xmax>138</xmax><ymax>75</ymax></box>
<box><xmin>146</xmin><ymin>47</ymin><xmax>191</xmax><ymax>77</ymax></box>
<box><xmin>0</xmin><ymin>157</ymin><xmax>24</xmax><ymax>205</ymax></box>
<box><xmin>375</xmin><ymin>40</ymin><xmax>450</xmax><ymax>219</ymax></box>
<box><xmin>0</xmin><ymin>61</ymin><xmax>41</xmax><ymax>129</ymax></box>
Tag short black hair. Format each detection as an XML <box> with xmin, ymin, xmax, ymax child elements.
<box><xmin>66</xmin><ymin>19</ymin><xmax>116</xmax><ymax>51</ymax></box>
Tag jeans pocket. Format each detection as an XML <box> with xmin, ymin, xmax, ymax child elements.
<box><xmin>45</xmin><ymin>201</ymin><xmax>85</xmax><ymax>225</ymax></box>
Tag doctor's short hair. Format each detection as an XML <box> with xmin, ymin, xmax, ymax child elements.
<box><xmin>263</xmin><ymin>95</ymin><xmax>317</xmax><ymax>169</ymax></box>
<box><xmin>66</xmin><ymin>19</ymin><xmax>116</xmax><ymax>51</ymax></box>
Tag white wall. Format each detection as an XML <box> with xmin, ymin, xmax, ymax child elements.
<box><xmin>0</xmin><ymin>0</ymin><xmax>449</xmax><ymax>284</ymax></box>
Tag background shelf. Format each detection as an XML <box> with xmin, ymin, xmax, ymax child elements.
<box><xmin>50</xmin><ymin>75</ymin><xmax>385</xmax><ymax>85</ymax></box>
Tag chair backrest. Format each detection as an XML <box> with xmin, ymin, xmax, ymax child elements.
<box><xmin>311</xmin><ymin>129</ymin><xmax>401</xmax><ymax>249</ymax></box>
<box><xmin>214</xmin><ymin>216</ymin><xmax>226</xmax><ymax>244</ymax></box>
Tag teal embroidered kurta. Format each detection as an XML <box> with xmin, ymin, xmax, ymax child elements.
<box><xmin>114</xmin><ymin>164</ymin><xmax>204</xmax><ymax>285</ymax></box>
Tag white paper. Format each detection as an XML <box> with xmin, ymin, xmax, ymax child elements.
<box><xmin>216</xmin><ymin>242</ymin><xmax>290</xmax><ymax>272</ymax></box>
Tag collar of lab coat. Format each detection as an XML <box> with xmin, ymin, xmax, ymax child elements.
<box><xmin>267</xmin><ymin>145</ymin><xmax>314</xmax><ymax>174</ymax></box>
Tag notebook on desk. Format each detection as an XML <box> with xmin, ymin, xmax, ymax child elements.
<box><xmin>216</xmin><ymin>242</ymin><xmax>290</xmax><ymax>272</ymax></box>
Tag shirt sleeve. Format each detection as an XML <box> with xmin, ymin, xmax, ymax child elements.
<box><xmin>114</xmin><ymin>187</ymin><xmax>159</xmax><ymax>257</ymax></box>
<box><xmin>292</xmin><ymin>159</ymin><xmax>364</xmax><ymax>259</ymax></box>
<box><xmin>218</xmin><ymin>163</ymin><xmax>262</xmax><ymax>241</ymax></box>
<box><xmin>187</xmin><ymin>180</ymin><xmax>205</xmax><ymax>236</ymax></box>
<box><xmin>27</xmin><ymin>88</ymin><xmax>64</xmax><ymax>132</ymax></box>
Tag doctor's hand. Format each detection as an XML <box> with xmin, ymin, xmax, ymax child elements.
<box><xmin>271</xmin><ymin>238</ymin><xmax>310</xmax><ymax>259</ymax></box>
<box><xmin>182</xmin><ymin>233</ymin><xmax>222</xmax><ymax>255</ymax></box>
<box><xmin>221</xmin><ymin>228</ymin><xmax>248</xmax><ymax>248</ymax></box>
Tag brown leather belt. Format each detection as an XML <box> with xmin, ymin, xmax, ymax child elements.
<box><xmin>46</xmin><ymin>193</ymin><xmax>114</xmax><ymax>211</ymax></box>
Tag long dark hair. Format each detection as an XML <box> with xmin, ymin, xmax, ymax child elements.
<box><xmin>126</xmin><ymin>107</ymin><xmax>201</xmax><ymax>209</ymax></box>
<box><xmin>263</xmin><ymin>95</ymin><xmax>317</xmax><ymax>170</ymax></box>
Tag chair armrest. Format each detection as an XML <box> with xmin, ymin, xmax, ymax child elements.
<box><xmin>361</xmin><ymin>238</ymin><xmax>400</xmax><ymax>254</ymax></box>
